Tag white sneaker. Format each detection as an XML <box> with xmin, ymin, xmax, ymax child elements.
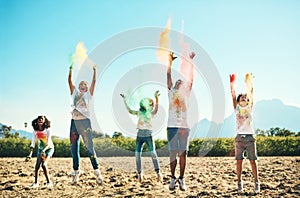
<box><xmin>138</xmin><ymin>172</ymin><xmax>143</xmax><ymax>183</ymax></box>
<box><xmin>169</xmin><ymin>177</ymin><xmax>176</xmax><ymax>190</ymax></box>
<box><xmin>178</xmin><ymin>178</ymin><xmax>186</xmax><ymax>191</ymax></box>
<box><xmin>254</xmin><ymin>182</ymin><xmax>260</xmax><ymax>193</ymax></box>
<box><xmin>45</xmin><ymin>182</ymin><xmax>53</xmax><ymax>189</ymax></box>
<box><xmin>71</xmin><ymin>170</ymin><xmax>80</xmax><ymax>184</ymax></box>
<box><xmin>30</xmin><ymin>182</ymin><xmax>39</xmax><ymax>189</ymax></box>
<box><xmin>238</xmin><ymin>181</ymin><xmax>244</xmax><ymax>192</ymax></box>
<box><xmin>94</xmin><ymin>169</ymin><xmax>103</xmax><ymax>185</ymax></box>
<box><xmin>157</xmin><ymin>172</ymin><xmax>163</xmax><ymax>182</ymax></box>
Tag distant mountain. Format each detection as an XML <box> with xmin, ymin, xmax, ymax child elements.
<box><xmin>253</xmin><ymin>99</ymin><xmax>300</xmax><ymax>132</ymax></box>
<box><xmin>191</xmin><ymin>99</ymin><xmax>300</xmax><ymax>138</ymax></box>
<box><xmin>0</xmin><ymin>122</ymin><xmax>32</xmax><ymax>139</ymax></box>
<box><xmin>2</xmin><ymin>99</ymin><xmax>299</xmax><ymax>139</ymax></box>
<box><xmin>14</xmin><ymin>129</ymin><xmax>33</xmax><ymax>139</ymax></box>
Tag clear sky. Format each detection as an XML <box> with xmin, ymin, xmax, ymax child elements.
<box><xmin>1</xmin><ymin>0</ymin><xmax>300</xmax><ymax>138</ymax></box>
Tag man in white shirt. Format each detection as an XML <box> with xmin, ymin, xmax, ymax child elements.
<box><xmin>230</xmin><ymin>73</ymin><xmax>260</xmax><ymax>194</ymax></box>
<box><xmin>167</xmin><ymin>51</ymin><xmax>195</xmax><ymax>191</ymax></box>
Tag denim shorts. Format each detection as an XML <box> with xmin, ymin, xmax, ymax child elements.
<box><xmin>37</xmin><ymin>148</ymin><xmax>54</xmax><ymax>158</ymax></box>
<box><xmin>235</xmin><ymin>134</ymin><xmax>257</xmax><ymax>160</ymax></box>
<box><xmin>167</xmin><ymin>127</ymin><xmax>190</xmax><ymax>151</ymax></box>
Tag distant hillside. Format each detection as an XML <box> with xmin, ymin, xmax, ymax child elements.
<box><xmin>2</xmin><ymin>98</ymin><xmax>299</xmax><ymax>139</ymax></box>
<box><xmin>0</xmin><ymin>123</ymin><xmax>32</xmax><ymax>139</ymax></box>
<box><xmin>191</xmin><ymin>99</ymin><xmax>300</xmax><ymax>138</ymax></box>
<box><xmin>253</xmin><ymin>99</ymin><xmax>300</xmax><ymax>131</ymax></box>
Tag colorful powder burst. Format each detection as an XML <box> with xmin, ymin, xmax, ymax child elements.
<box><xmin>156</xmin><ymin>18</ymin><xmax>171</xmax><ymax>65</ymax></box>
<box><xmin>71</xmin><ymin>42</ymin><xmax>88</xmax><ymax>69</ymax></box>
<box><xmin>179</xmin><ymin>20</ymin><xmax>194</xmax><ymax>87</ymax></box>
<box><xmin>126</xmin><ymin>87</ymin><xmax>144</xmax><ymax>109</ymax></box>
<box><xmin>245</xmin><ymin>72</ymin><xmax>254</xmax><ymax>96</ymax></box>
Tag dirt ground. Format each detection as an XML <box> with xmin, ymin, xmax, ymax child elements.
<box><xmin>0</xmin><ymin>156</ymin><xmax>299</xmax><ymax>197</ymax></box>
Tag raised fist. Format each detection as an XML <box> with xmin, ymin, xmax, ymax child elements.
<box><xmin>169</xmin><ymin>52</ymin><xmax>177</xmax><ymax>63</ymax></box>
<box><xmin>154</xmin><ymin>90</ymin><xmax>160</xmax><ymax>97</ymax></box>
<box><xmin>230</xmin><ymin>74</ymin><xmax>236</xmax><ymax>83</ymax></box>
<box><xmin>93</xmin><ymin>65</ymin><xmax>97</xmax><ymax>71</ymax></box>
<box><xmin>189</xmin><ymin>52</ymin><xmax>195</xmax><ymax>59</ymax></box>
<box><xmin>245</xmin><ymin>73</ymin><xmax>254</xmax><ymax>83</ymax></box>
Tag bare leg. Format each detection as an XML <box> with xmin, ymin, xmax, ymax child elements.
<box><xmin>179</xmin><ymin>151</ymin><xmax>187</xmax><ymax>178</ymax></box>
<box><xmin>249</xmin><ymin>160</ymin><xmax>259</xmax><ymax>182</ymax></box>
<box><xmin>169</xmin><ymin>151</ymin><xmax>177</xmax><ymax>178</ymax></box>
<box><xmin>41</xmin><ymin>157</ymin><xmax>50</xmax><ymax>183</ymax></box>
<box><xmin>34</xmin><ymin>156</ymin><xmax>43</xmax><ymax>183</ymax></box>
<box><xmin>236</xmin><ymin>159</ymin><xmax>243</xmax><ymax>182</ymax></box>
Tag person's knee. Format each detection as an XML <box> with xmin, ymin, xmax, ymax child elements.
<box><xmin>41</xmin><ymin>162</ymin><xmax>47</xmax><ymax>169</ymax></box>
<box><xmin>169</xmin><ymin>151</ymin><xmax>177</xmax><ymax>162</ymax></box>
<box><xmin>70</xmin><ymin>131</ymin><xmax>79</xmax><ymax>143</ymax></box>
<box><xmin>35</xmin><ymin>164</ymin><xmax>41</xmax><ymax>170</ymax></box>
<box><xmin>135</xmin><ymin>152</ymin><xmax>141</xmax><ymax>157</ymax></box>
<box><xmin>249</xmin><ymin>160</ymin><xmax>257</xmax><ymax>165</ymax></box>
<box><xmin>179</xmin><ymin>150</ymin><xmax>187</xmax><ymax>157</ymax></box>
<box><xmin>170</xmin><ymin>150</ymin><xmax>177</xmax><ymax>157</ymax></box>
<box><xmin>236</xmin><ymin>159</ymin><xmax>243</xmax><ymax>164</ymax></box>
<box><xmin>89</xmin><ymin>155</ymin><xmax>97</xmax><ymax>160</ymax></box>
<box><xmin>151</xmin><ymin>151</ymin><xmax>158</xmax><ymax>159</ymax></box>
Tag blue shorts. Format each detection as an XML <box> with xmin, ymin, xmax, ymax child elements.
<box><xmin>167</xmin><ymin>127</ymin><xmax>190</xmax><ymax>151</ymax></box>
<box><xmin>37</xmin><ymin>148</ymin><xmax>54</xmax><ymax>158</ymax></box>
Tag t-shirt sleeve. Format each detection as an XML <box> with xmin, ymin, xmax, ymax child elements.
<box><xmin>30</xmin><ymin>131</ymin><xmax>36</xmax><ymax>148</ymax></box>
<box><xmin>71</xmin><ymin>88</ymin><xmax>78</xmax><ymax>98</ymax></box>
<box><xmin>168</xmin><ymin>89</ymin><xmax>172</xmax><ymax>99</ymax></box>
<box><xmin>88</xmin><ymin>91</ymin><xmax>93</xmax><ymax>100</ymax></box>
<box><xmin>46</xmin><ymin>129</ymin><xmax>52</xmax><ymax>146</ymax></box>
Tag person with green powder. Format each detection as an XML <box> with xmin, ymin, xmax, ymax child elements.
<box><xmin>120</xmin><ymin>90</ymin><xmax>162</xmax><ymax>183</ymax></box>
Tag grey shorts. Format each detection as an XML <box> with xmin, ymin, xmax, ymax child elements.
<box><xmin>235</xmin><ymin>134</ymin><xmax>257</xmax><ymax>160</ymax></box>
<box><xmin>167</xmin><ymin>127</ymin><xmax>190</xmax><ymax>151</ymax></box>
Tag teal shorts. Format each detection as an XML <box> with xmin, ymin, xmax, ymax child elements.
<box><xmin>37</xmin><ymin>148</ymin><xmax>54</xmax><ymax>158</ymax></box>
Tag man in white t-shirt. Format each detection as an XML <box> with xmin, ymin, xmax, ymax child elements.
<box><xmin>167</xmin><ymin>51</ymin><xmax>195</xmax><ymax>191</ymax></box>
<box><xmin>230</xmin><ymin>73</ymin><xmax>260</xmax><ymax>194</ymax></box>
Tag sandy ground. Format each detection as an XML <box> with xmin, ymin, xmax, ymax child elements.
<box><xmin>0</xmin><ymin>157</ymin><xmax>299</xmax><ymax>197</ymax></box>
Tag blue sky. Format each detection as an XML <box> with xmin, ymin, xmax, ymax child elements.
<box><xmin>1</xmin><ymin>0</ymin><xmax>300</xmax><ymax>138</ymax></box>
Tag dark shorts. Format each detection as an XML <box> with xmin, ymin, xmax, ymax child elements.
<box><xmin>167</xmin><ymin>127</ymin><xmax>190</xmax><ymax>151</ymax></box>
<box><xmin>235</xmin><ymin>134</ymin><xmax>257</xmax><ymax>160</ymax></box>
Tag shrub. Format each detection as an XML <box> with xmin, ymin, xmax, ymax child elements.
<box><xmin>0</xmin><ymin>136</ymin><xmax>299</xmax><ymax>157</ymax></box>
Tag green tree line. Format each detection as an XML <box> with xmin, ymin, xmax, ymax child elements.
<box><xmin>0</xmin><ymin>135</ymin><xmax>299</xmax><ymax>157</ymax></box>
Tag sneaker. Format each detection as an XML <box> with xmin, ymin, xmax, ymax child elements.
<box><xmin>169</xmin><ymin>177</ymin><xmax>176</xmax><ymax>190</ymax></box>
<box><xmin>45</xmin><ymin>182</ymin><xmax>53</xmax><ymax>189</ymax></box>
<box><xmin>30</xmin><ymin>182</ymin><xmax>39</xmax><ymax>189</ymax></box>
<box><xmin>94</xmin><ymin>169</ymin><xmax>103</xmax><ymax>185</ymax></box>
<box><xmin>157</xmin><ymin>172</ymin><xmax>163</xmax><ymax>182</ymax></box>
<box><xmin>254</xmin><ymin>182</ymin><xmax>260</xmax><ymax>193</ymax></box>
<box><xmin>238</xmin><ymin>181</ymin><xmax>244</xmax><ymax>192</ymax></box>
<box><xmin>178</xmin><ymin>178</ymin><xmax>186</xmax><ymax>191</ymax></box>
<box><xmin>71</xmin><ymin>170</ymin><xmax>80</xmax><ymax>184</ymax></box>
<box><xmin>138</xmin><ymin>172</ymin><xmax>143</xmax><ymax>183</ymax></box>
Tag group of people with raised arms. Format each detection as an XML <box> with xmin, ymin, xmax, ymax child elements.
<box><xmin>26</xmin><ymin>51</ymin><xmax>260</xmax><ymax>193</ymax></box>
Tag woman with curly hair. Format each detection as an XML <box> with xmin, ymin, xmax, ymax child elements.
<box><xmin>27</xmin><ymin>115</ymin><xmax>54</xmax><ymax>189</ymax></box>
